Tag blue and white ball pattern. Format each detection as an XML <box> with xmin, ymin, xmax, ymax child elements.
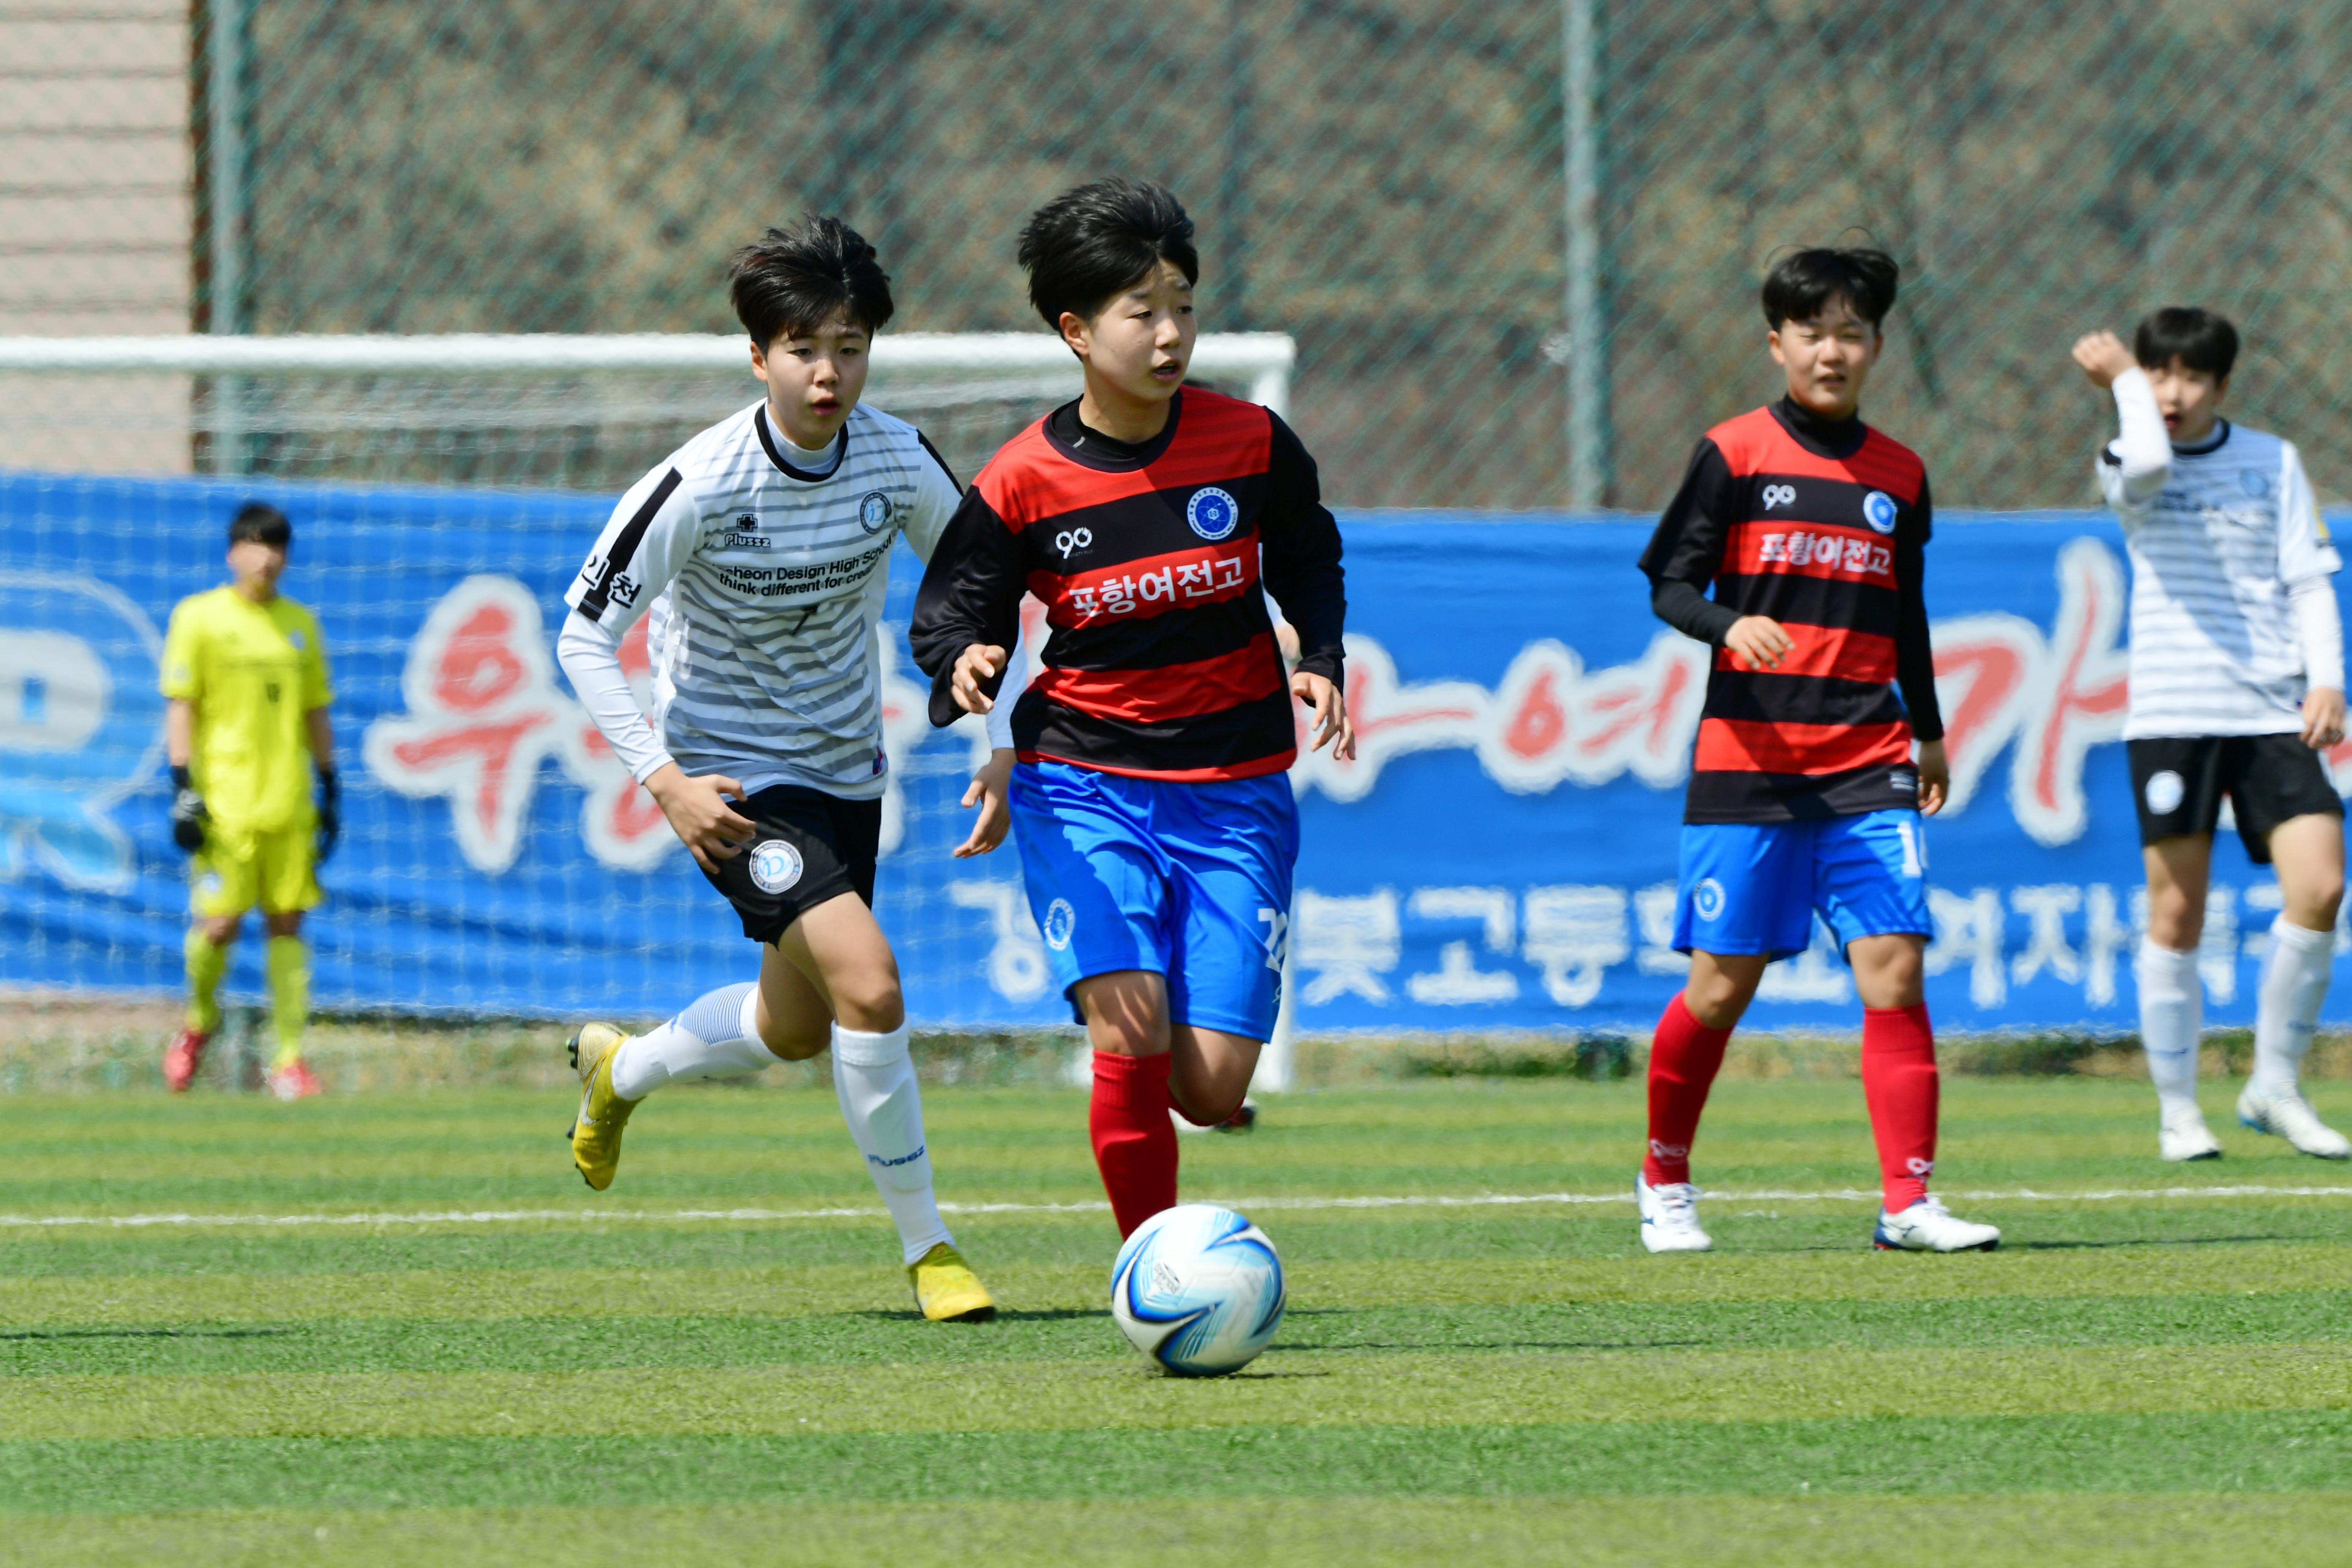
<box><xmin>1111</xmin><ymin>1203</ymin><xmax>1286</xmax><ymax>1377</ymax></box>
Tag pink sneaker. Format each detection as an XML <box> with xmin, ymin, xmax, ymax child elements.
<box><xmin>268</xmin><ymin>1059</ymin><xmax>323</xmax><ymax>1101</ymax></box>
<box><xmin>163</xmin><ymin>1028</ymin><xmax>211</xmax><ymax>1094</ymax></box>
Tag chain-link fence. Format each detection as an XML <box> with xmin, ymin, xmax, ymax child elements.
<box><xmin>8</xmin><ymin>1</ymin><xmax>2352</xmax><ymax>506</ymax></box>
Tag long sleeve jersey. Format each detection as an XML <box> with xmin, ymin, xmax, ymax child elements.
<box><xmin>909</xmin><ymin>388</ymin><xmax>1346</xmax><ymax>781</ymax></box>
<box><xmin>559</xmin><ymin>400</ymin><xmax>962</xmax><ymax>800</ymax></box>
<box><xmin>2097</xmin><ymin>368</ymin><xmax>2344</xmax><ymax>739</ymax></box>
<box><xmin>1639</xmin><ymin>396</ymin><xmax>1943</xmax><ymax>823</ymax></box>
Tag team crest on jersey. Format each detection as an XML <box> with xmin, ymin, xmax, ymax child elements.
<box><xmin>287</xmin><ymin>630</ymin><xmax>305</xmax><ymax>649</ymax></box>
<box><xmin>2240</xmin><ymin>469</ymin><xmax>2272</xmax><ymax>499</ymax></box>
<box><xmin>1692</xmin><ymin>877</ymin><xmax>1726</xmax><ymax>922</ymax></box>
<box><xmin>1186</xmin><ymin>486</ymin><xmax>1240</xmax><ymax>541</ymax></box>
<box><xmin>859</xmin><ymin>492</ymin><xmax>893</xmax><ymax>533</ymax></box>
<box><xmin>1042</xmin><ymin>897</ymin><xmax>1077</xmax><ymax>951</ymax></box>
<box><xmin>1862</xmin><ymin>491</ymin><xmax>1899</xmax><ymax>534</ymax></box>
<box><xmin>748</xmin><ymin>838</ymin><xmax>804</xmax><ymax>894</ymax></box>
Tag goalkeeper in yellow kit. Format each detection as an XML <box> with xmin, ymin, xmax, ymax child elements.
<box><xmin>160</xmin><ymin>503</ymin><xmax>339</xmax><ymax>1098</ymax></box>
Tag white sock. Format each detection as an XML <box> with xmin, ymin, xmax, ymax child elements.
<box><xmin>831</xmin><ymin>1022</ymin><xmax>953</xmax><ymax>1265</ymax></box>
<box><xmin>2136</xmin><ymin>939</ymin><xmax>2204</xmax><ymax>1116</ymax></box>
<box><xmin>2251</xmin><ymin>917</ymin><xmax>2333</xmax><ymax>1100</ymax></box>
<box><xmin>610</xmin><ymin>982</ymin><xmax>774</xmax><ymax>1100</ymax></box>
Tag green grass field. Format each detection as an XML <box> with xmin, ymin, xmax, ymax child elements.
<box><xmin>5</xmin><ymin>1075</ymin><xmax>2350</xmax><ymax>1566</ymax></box>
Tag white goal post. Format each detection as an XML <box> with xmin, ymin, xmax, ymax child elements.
<box><xmin>0</xmin><ymin>331</ymin><xmax>1295</xmax><ymax>482</ymax></box>
<box><xmin>0</xmin><ymin>331</ymin><xmax>1295</xmax><ymax>411</ymax></box>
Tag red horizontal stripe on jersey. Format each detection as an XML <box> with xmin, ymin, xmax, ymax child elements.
<box><xmin>1026</xmin><ymin>542</ymin><xmax>1261</xmax><ymax>630</ymax></box>
<box><xmin>976</xmin><ymin>392</ymin><xmax>1272</xmax><ymax>525</ymax></box>
<box><xmin>1032</xmin><ymin>634</ymin><xmax>1285</xmax><ymax>726</ymax></box>
<box><xmin>1724</xmin><ymin>520</ymin><xmax>1896</xmax><ymax>583</ymax></box>
<box><xmin>1708</xmin><ymin>406</ymin><xmax>1925</xmax><ymax>496</ymax></box>
<box><xmin>1693</xmin><ymin>717</ymin><xmax>1913</xmax><ymax>776</ymax></box>
<box><xmin>1715</xmin><ymin>623</ymin><xmax>1897</xmax><ymax>684</ymax></box>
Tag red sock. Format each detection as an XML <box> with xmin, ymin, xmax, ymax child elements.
<box><xmin>1090</xmin><ymin>1050</ymin><xmax>1179</xmax><ymax>1238</ymax></box>
<box><xmin>1642</xmin><ymin>994</ymin><xmax>1732</xmax><ymax>1187</ymax></box>
<box><xmin>1863</xmin><ymin>1004</ymin><xmax>1938</xmax><ymax>1212</ymax></box>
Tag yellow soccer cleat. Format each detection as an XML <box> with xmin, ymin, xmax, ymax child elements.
<box><xmin>909</xmin><ymin>1241</ymin><xmax>997</xmax><ymax>1323</ymax></box>
<box><xmin>566</xmin><ymin>1022</ymin><xmax>640</xmax><ymax>1192</ymax></box>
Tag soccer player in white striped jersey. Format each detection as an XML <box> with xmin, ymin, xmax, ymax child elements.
<box><xmin>555</xmin><ymin>216</ymin><xmax>1016</xmax><ymax>1320</ymax></box>
<box><xmin>2075</xmin><ymin>311</ymin><xmax>2350</xmax><ymax>1163</ymax></box>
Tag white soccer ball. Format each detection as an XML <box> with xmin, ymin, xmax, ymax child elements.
<box><xmin>1109</xmin><ymin>1203</ymin><xmax>1286</xmax><ymax>1377</ymax></box>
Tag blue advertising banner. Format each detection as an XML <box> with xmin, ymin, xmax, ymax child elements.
<box><xmin>3</xmin><ymin>471</ymin><xmax>2344</xmax><ymax>1030</ymax></box>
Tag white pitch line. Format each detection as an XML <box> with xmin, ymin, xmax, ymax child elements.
<box><xmin>1</xmin><ymin>1182</ymin><xmax>2349</xmax><ymax>1231</ymax></box>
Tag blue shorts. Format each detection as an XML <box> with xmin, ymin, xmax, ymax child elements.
<box><xmin>1009</xmin><ymin>760</ymin><xmax>1299</xmax><ymax>1040</ymax></box>
<box><xmin>1673</xmin><ymin>810</ymin><xmax>1933</xmax><ymax>962</ymax></box>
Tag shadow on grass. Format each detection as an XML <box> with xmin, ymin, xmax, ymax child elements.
<box><xmin>0</xmin><ymin>1326</ymin><xmax>288</xmax><ymax>1341</ymax></box>
<box><xmin>1270</xmin><ymin>1338</ymin><xmax>1710</xmax><ymax>1354</ymax></box>
<box><xmin>846</xmin><ymin>1307</ymin><xmax>1111</xmax><ymax>1324</ymax></box>
<box><xmin>2009</xmin><ymin>1233</ymin><xmax>2294</xmax><ymax>1251</ymax></box>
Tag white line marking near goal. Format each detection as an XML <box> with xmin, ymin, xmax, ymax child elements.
<box><xmin>1</xmin><ymin>1183</ymin><xmax>2349</xmax><ymax>1231</ymax></box>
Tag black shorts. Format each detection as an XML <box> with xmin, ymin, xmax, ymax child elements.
<box><xmin>2128</xmin><ymin>734</ymin><xmax>2342</xmax><ymax>864</ymax></box>
<box><xmin>700</xmin><ymin>784</ymin><xmax>881</xmax><ymax>944</ymax></box>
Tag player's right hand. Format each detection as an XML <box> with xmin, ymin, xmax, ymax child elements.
<box><xmin>645</xmin><ymin>764</ymin><xmax>756</xmax><ymax>873</ymax></box>
<box><xmin>2071</xmin><ymin>330</ymin><xmax>2136</xmax><ymax>389</ymax></box>
<box><xmin>169</xmin><ymin>787</ymin><xmax>208</xmax><ymax>853</ymax></box>
<box><xmin>950</xmin><ymin>643</ymin><xmax>1008</xmax><ymax>715</ymax></box>
<box><xmin>2301</xmin><ymin>686</ymin><xmax>2346</xmax><ymax>751</ymax></box>
<box><xmin>1724</xmin><ymin>615</ymin><xmax>1793</xmax><ymax>671</ymax></box>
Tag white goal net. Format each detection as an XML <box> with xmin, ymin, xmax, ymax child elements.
<box><xmin>0</xmin><ymin>331</ymin><xmax>1298</xmax><ymax>1079</ymax></box>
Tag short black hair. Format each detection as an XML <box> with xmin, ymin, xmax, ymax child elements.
<box><xmin>228</xmin><ymin>501</ymin><xmax>290</xmax><ymax>547</ymax></box>
<box><xmin>1761</xmin><ymin>246</ymin><xmax>1900</xmax><ymax>330</ymax></box>
<box><xmin>727</xmin><ymin>215</ymin><xmax>894</xmax><ymax>347</ymax></box>
<box><xmin>2134</xmin><ymin>306</ymin><xmax>2238</xmax><ymax>379</ymax></box>
<box><xmin>1016</xmin><ymin>179</ymin><xmax>1199</xmax><ymax>329</ymax></box>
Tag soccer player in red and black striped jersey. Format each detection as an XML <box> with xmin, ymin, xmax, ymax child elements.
<box><xmin>912</xmin><ymin>180</ymin><xmax>1351</xmax><ymax>1238</ymax></box>
<box><xmin>1633</xmin><ymin>246</ymin><xmax>2000</xmax><ymax>1255</ymax></box>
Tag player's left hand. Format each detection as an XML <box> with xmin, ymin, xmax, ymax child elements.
<box><xmin>1293</xmin><ymin>670</ymin><xmax>1355</xmax><ymax>762</ymax></box>
<box><xmin>1916</xmin><ymin>738</ymin><xmax>1950</xmax><ymax>817</ymax></box>
<box><xmin>314</xmin><ymin>767</ymin><xmax>341</xmax><ymax>863</ymax></box>
<box><xmin>955</xmin><ymin>748</ymin><xmax>1015</xmax><ymax>858</ymax></box>
<box><xmin>2301</xmin><ymin>686</ymin><xmax>2346</xmax><ymax>750</ymax></box>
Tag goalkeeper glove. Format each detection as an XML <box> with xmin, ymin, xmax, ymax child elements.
<box><xmin>315</xmin><ymin>765</ymin><xmax>340</xmax><ymax>863</ymax></box>
<box><xmin>169</xmin><ymin>765</ymin><xmax>207</xmax><ymax>853</ymax></box>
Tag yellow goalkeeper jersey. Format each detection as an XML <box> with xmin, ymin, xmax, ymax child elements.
<box><xmin>161</xmin><ymin>586</ymin><xmax>333</xmax><ymax>832</ymax></box>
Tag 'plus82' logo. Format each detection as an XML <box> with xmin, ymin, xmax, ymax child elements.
<box><xmin>1760</xmin><ymin>484</ymin><xmax>1797</xmax><ymax>510</ymax></box>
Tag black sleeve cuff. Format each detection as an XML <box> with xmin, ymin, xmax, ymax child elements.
<box><xmin>1650</xmin><ymin>576</ymin><xmax>1740</xmax><ymax>646</ymax></box>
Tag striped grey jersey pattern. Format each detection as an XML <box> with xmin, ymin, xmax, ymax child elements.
<box><xmin>2099</xmin><ymin>422</ymin><xmax>2341</xmax><ymax>740</ymax></box>
<box><xmin>565</xmin><ymin>400</ymin><xmax>961</xmax><ymax>799</ymax></box>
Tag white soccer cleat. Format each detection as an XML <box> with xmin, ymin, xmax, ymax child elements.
<box><xmin>1872</xmin><ymin>1195</ymin><xmax>2000</xmax><ymax>1252</ymax></box>
<box><xmin>2237</xmin><ymin>1086</ymin><xmax>2352</xmax><ymax>1160</ymax></box>
<box><xmin>2159</xmin><ymin>1104</ymin><xmax>2223</xmax><ymax>1162</ymax></box>
<box><xmin>1636</xmin><ymin>1176</ymin><xmax>1712</xmax><ymax>1253</ymax></box>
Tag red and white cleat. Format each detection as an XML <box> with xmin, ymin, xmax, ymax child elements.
<box><xmin>268</xmin><ymin>1059</ymin><xmax>323</xmax><ymax>1101</ymax></box>
<box><xmin>163</xmin><ymin>1028</ymin><xmax>211</xmax><ymax>1094</ymax></box>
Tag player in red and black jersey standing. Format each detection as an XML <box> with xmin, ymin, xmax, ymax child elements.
<box><xmin>912</xmin><ymin>179</ymin><xmax>1351</xmax><ymax>1238</ymax></box>
<box><xmin>1634</xmin><ymin>247</ymin><xmax>2000</xmax><ymax>1255</ymax></box>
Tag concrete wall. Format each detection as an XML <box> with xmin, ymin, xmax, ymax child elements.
<box><xmin>0</xmin><ymin>0</ymin><xmax>191</xmax><ymax>473</ymax></box>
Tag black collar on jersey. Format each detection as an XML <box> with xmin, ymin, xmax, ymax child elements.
<box><xmin>1044</xmin><ymin>389</ymin><xmax>1185</xmax><ymax>471</ymax></box>
<box><xmin>1768</xmin><ymin>395</ymin><xmax>1867</xmax><ymax>460</ymax></box>
<box><xmin>754</xmin><ymin>403</ymin><xmax>849</xmax><ymax>481</ymax></box>
<box><xmin>2172</xmin><ymin>418</ymin><xmax>2232</xmax><ymax>458</ymax></box>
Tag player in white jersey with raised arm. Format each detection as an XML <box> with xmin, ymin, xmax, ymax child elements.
<box><xmin>557</xmin><ymin>216</ymin><xmax>1015</xmax><ymax>1320</ymax></box>
<box><xmin>2074</xmin><ymin>309</ymin><xmax>2349</xmax><ymax>1163</ymax></box>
